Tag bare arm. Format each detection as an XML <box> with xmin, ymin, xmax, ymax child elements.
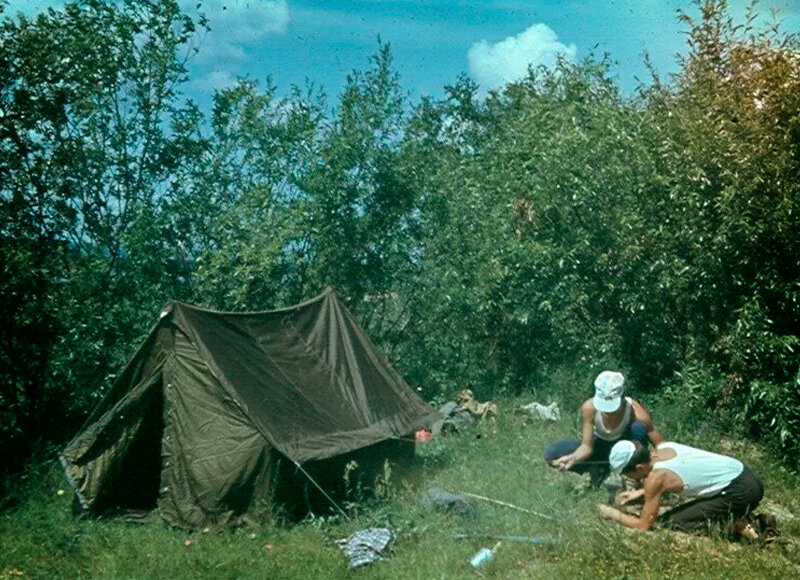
<box><xmin>616</xmin><ymin>488</ymin><xmax>645</xmax><ymax>505</ymax></box>
<box><xmin>599</xmin><ymin>475</ymin><xmax>664</xmax><ymax>530</ymax></box>
<box><xmin>552</xmin><ymin>401</ymin><xmax>595</xmax><ymax>470</ymax></box>
<box><xmin>632</xmin><ymin>400</ymin><xmax>663</xmax><ymax>447</ymax></box>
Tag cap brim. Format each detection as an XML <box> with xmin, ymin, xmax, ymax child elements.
<box><xmin>594</xmin><ymin>395</ymin><xmax>621</xmax><ymax>413</ymax></box>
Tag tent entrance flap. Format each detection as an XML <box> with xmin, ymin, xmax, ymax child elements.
<box><xmin>92</xmin><ymin>378</ymin><xmax>165</xmax><ymax>514</ymax></box>
<box><xmin>61</xmin><ymin>375</ymin><xmax>166</xmax><ymax>515</ymax></box>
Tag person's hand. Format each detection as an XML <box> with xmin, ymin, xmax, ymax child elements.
<box><xmin>615</xmin><ymin>488</ymin><xmax>645</xmax><ymax>505</ymax></box>
<box><xmin>551</xmin><ymin>455</ymin><xmax>575</xmax><ymax>471</ymax></box>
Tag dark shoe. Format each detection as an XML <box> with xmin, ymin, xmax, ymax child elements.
<box><xmin>754</xmin><ymin>513</ymin><xmax>779</xmax><ymax>543</ymax></box>
<box><xmin>732</xmin><ymin>513</ymin><xmax>779</xmax><ymax>543</ymax></box>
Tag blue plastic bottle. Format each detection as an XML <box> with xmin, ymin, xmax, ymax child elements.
<box><xmin>470</xmin><ymin>542</ymin><xmax>501</xmax><ymax>568</ymax></box>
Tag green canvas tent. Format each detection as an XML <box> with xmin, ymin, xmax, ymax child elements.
<box><xmin>60</xmin><ymin>288</ymin><xmax>438</xmax><ymax>527</ymax></box>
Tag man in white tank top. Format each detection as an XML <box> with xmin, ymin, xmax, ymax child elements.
<box><xmin>598</xmin><ymin>440</ymin><xmax>764</xmax><ymax>533</ymax></box>
<box><xmin>544</xmin><ymin>371</ymin><xmax>663</xmax><ymax>487</ymax></box>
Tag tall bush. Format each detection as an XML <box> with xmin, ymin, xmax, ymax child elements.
<box><xmin>0</xmin><ymin>0</ymin><xmax>206</xmax><ymax>475</ymax></box>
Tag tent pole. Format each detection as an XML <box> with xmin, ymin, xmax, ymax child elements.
<box><xmin>291</xmin><ymin>459</ymin><xmax>350</xmax><ymax>520</ymax></box>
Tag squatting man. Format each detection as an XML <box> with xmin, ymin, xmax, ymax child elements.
<box><xmin>597</xmin><ymin>439</ymin><xmax>764</xmax><ymax>533</ymax></box>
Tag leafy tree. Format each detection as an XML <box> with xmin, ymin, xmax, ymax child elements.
<box><xmin>0</xmin><ymin>0</ymin><xmax>206</xmax><ymax>475</ymax></box>
<box><xmin>382</xmin><ymin>75</ymin><xmax>501</xmax><ymax>397</ymax></box>
<box><xmin>298</xmin><ymin>44</ymin><xmax>399</xmax><ymax>295</ymax></box>
<box><xmin>650</xmin><ymin>0</ymin><xmax>800</xmax><ymax>463</ymax></box>
<box><xmin>289</xmin><ymin>43</ymin><xmax>427</xmax><ymax>347</ymax></box>
<box><xmin>193</xmin><ymin>79</ymin><xmax>326</xmax><ymax>310</ymax></box>
<box><xmin>396</xmin><ymin>58</ymin><xmax>679</xmax><ymax>397</ymax></box>
<box><xmin>2</xmin><ymin>0</ymin><xmax>800</xmax><ymax>479</ymax></box>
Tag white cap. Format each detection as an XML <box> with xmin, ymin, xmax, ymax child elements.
<box><xmin>609</xmin><ymin>440</ymin><xmax>636</xmax><ymax>475</ymax></box>
<box><xmin>593</xmin><ymin>371</ymin><xmax>625</xmax><ymax>413</ymax></box>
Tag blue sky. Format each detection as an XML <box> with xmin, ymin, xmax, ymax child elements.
<box><xmin>5</xmin><ymin>0</ymin><xmax>800</xmax><ymax>108</ymax></box>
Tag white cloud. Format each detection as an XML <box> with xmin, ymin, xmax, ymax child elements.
<box><xmin>190</xmin><ymin>69</ymin><xmax>237</xmax><ymax>94</ymax></box>
<box><xmin>468</xmin><ymin>23</ymin><xmax>577</xmax><ymax>91</ymax></box>
<box><xmin>183</xmin><ymin>0</ymin><xmax>290</xmax><ymax>63</ymax></box>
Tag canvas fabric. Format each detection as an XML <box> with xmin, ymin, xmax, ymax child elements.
<box><xmin>61</xmin><ymin>288</ymin><xmax>438</xmax><ymax>527</ymax></box>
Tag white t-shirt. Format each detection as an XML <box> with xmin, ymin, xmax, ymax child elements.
<box><xmin>654</xmin><ymin>442</ymin><xmax>744</xmax><ymax>497</ymax></box>
<box><xmin>594</xmin><ymin>397</ymin><xmax>633</xmax><ymax>441</ymax></box>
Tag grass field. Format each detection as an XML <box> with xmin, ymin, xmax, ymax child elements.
<box><xmin>2</xmin><ymin>391</ymin><xmax>799</xmax><ymax>580</ymax></box>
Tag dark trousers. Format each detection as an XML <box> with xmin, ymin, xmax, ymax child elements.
<box><xmin>660</xmin><ymin>467</ymin><xmax>764</xmax><ymax>531</ymax></box>
<box><xmin>543</xmin><ymin>420</ymin><xmax>649</xmax><ymax>480</ymax></box>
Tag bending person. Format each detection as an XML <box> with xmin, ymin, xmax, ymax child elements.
<box><xmin>543</xmin><ymin>370</ymin><xmax>662</xmax><ymax>486</ymax></box>
<box><xmin>599</xmin><ymin>440</ymin><xmax>764</xmax><ymax>533</ymax></box>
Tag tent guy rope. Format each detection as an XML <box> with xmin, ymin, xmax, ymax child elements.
<box><xmin>460</xmin><ymin>491</ymin><xmax>554</xmax><ymax>520</ymax></box>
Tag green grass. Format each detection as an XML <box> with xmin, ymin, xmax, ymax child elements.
<box><xmin>2</xmin><ymin>391</ymin><xmax>800</xmax><ymax>580</ymax></box>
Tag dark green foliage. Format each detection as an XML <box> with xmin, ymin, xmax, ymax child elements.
<box><xmin>1</xmin><ymin>0</ymin><xmax>799</xmax><ymax>479</ymax></box>
<box><xmin>0</xmin><ymin>236</ymin><xmax>59</xmax><ymax>476</ymax></box>
<box><xmin>649</xmin><ymin>0</ymin><xmax>800</xmax><ymax>465</ymax></box>
<box><xmin>0</xmin><ymin>0</ymin><xmax>208</xmax><ymax>477</ymax></box>
<box><xmin>192</xmin><ymin>78</ymin><xmax>326</xmax><ymax>310</ymax></box>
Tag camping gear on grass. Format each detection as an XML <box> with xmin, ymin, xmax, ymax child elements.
<box><xmin>460</xmin><ymin>491</ymin><xmax>553</xmax><ymax>520</ymax></box>
<box><xmin>430</xmin><ymin>401</ymin><xmax>475</xmax><ymax>435</ymax></box>
<box><xmin>514</xmin><ymin>401</ymin><xmax>560</xmax><ymax>421</ymax></box>
<box><xmin>60</xmin><ymin>288</ymin><xmax>438</xmax><ymax>527</ymax></box>
<box><xmin>337</xmin><ymin>527</ymin><xmax>396</xmax><ymax>568</ymax></box>
<box><xmin>415</xmin><ymin>428</ymin><xmax>433</xmax><ymax>442</ymax></box>
<box><xmin>455</xmin><ymin>533</ymin><xmax>560</xmax><ymax>546</ymax></box>
<box><xmin>456</xmin><ymin>389</ymin><xmax>499</xmax><ymax>421</ymax></box>
<box><xmin>422</xmin><ymin>487</ymin><xmax>477</xmax><ymax>518</ymax></box>
<box><xmin>469</xmin><ymin>541</ymin><xmax>501</xmax><ymax>569</ymax></box>
<box><xmin>732</xmin><ymin>512</ymin><xmax>779</xmax><ymax>543</ymax></box>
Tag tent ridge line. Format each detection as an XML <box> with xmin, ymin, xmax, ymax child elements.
<box><xmin>166</xmin><ymin>286</ymin><xmax>334</xmax><ymax>317</ymax></box>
